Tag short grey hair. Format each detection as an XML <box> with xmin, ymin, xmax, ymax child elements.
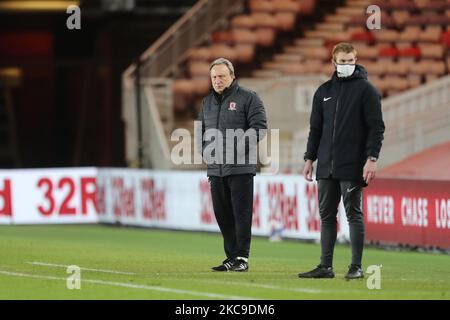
<box><xmin>209</xmin><ymin>57</ymin><xmax>235</xmax><ymax>76</ymax></box>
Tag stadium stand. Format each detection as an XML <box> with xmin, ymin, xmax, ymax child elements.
<box><xmin>166</xmin><ymin>0</ymin><xmax>450</xmax><ymax>123</ymax></box>
<box><xmin>123</xmin><ymin>0</ymin><xmax>450</xmax><ymax>175</ymax></box>
<box><xmin>379</xmin><ymin>140</ymin><xmax>450</xmax><ymax>179</ymax></box>
<box><xmin>170</xmin><ymin>0</ymin><xmax>321</xmax><ymax>117</ymax></box>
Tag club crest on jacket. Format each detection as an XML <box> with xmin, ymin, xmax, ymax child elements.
<box><xmin>228</xmin><ymin>102</ymin><xmax>237</xmax><ymax>111</ymax></box>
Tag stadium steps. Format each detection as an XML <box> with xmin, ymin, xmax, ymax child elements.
<box><xmin>173</xmin><ymin>0</ymin><xmax>344</xmax><ymax>117</ymax></box>
<box><xmin>153</xmin><ymin>0</ymin><xmax>346</xmax><ymax>170</ymax></box>
<box><xmin>252</xmin><ymin>0</ymin><xmax>450</xmax><ymax>97</ymax></box>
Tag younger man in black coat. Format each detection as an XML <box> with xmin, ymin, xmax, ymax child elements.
<box><xmin>299</xmin><ymin>43</ymin><xmax>385</xmax><ymax>280</ymax></box>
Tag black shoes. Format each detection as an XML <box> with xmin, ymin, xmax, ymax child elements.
<box><xmin>211</xmin><ymin>257</ymin><xmax>249</xmax><ymax>272</ymax></box>
<box><xmin>211</xmin><ymin>258</ymin><xmax>235</xmax><ymax>272</ymax></box>
<box><xmin>230</xmin><ymin>258</ymin><xmax>249</xmax><ymax>272</ymax></box>
<box><xmin>345</xmin><ymin>264</ymin><xmax>364</xmax><ymax>280</ymax></box>
<box><xmin>298</xmin><ymin>264</ymin><xmax>364</xmax><ymax>279</ymax></box>
<box><xmin>298</xmin><ymin>265</ymin><xmax>335</xmax><ymax>279</ymax></box>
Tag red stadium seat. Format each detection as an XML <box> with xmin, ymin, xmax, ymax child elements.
<box><xmin>252</xmin><ymin>69</ymin><xmax>281</xmax><ymax>78</ymax></box>
<box><xmin>386</xmin><ymin>0</ymin><xmax>418</xmax><ymax>11</ymax></box>
<box><xmin>391</xmin><ymin>10</ymin><xmax>410</xmax><ymax>28</ymax></box>
<box><xmin>234</xmin><ymin>44</ymin><xmax>255</xmax><ymax>63</ymax></box>
<box><xmin>354</xmin><ymin>44</ymin><xmax>379</xmax><ymax>59</ymax></box>
<box><xmin>421</xmin><ymin>1</ymin><xmax>447</xmax><ymax>12</ymax></box>
<box><xmin>368</xmin><ymin>75</ymin><xmax>387</xmax><ymax>95</ymax></box>
<box><xmin>208</xmin><ymin>44</ymin><xmax>238</xmax><ymax>61</ymax></box>
<box><xmin>405</xmin><ymin>15</ymin><xmax>429</xmax><ymax>26</ymax></box>
<box><xmin>211</xmin><ymin>31</ymin><xmax>233</xmax><ymax>44</ymax></box>
<box><xmin>262</xmin><ymin>60</ymin><xmax>289</xmax><ymax>71</ymax></box>
<box><xmin>406</xmin><ymin>74</ymin><xmax>422</xmax><ymax>88</ymax></box>
<box><xmin>298</xmin><ymin>0</ymin><xmax>315</xmax><ymax>15</ymax></box>
<box><xmin>398</xmin><ymin>46</ymin><xmax>421</xmax><ymax>58</ymax></box>
<box><xmin>251</xmin><ymin>12</ymin><xmax>279</xmax><ymax>28</ymax></box>
<box><xmin>255</xmin><ymin>28</ymin><xmax>276</xmax><ymax>46</ymax></box>
<box><xmin>230</xmin><ymin>28</ymin><xmax>258</xmax><ymax>44</ymax></box>
<box><xmin>274</xmin><ymin>53</ymin><xmax>304</xmax><ymax>63</ymax></box>
<box><xmin>373</xmin><ymin>30</ymin><xmax>400</xmax><ymax>43</ymax></box>
<box><xmin>350</xmin><ymin>31</ymin><xmax>374</xmax><ymax>44</ymax></box>
<box><xmin>231</xmin><ymin>15</ymin><xmax>256</xmax><ymax>29</ymax></box>
<box><xmin>409</xmin><ymin>59</ymin><xmax>434</xmax><ymax>75</ymax></box>
<box><xmin>379</xmin><ymin>46</ymin><xmax>400</xmax><ymax>58</ymax></box>
<box><xmin>425</xmin><ymin>74</ymin><xmax>439</xmax><ymax>83</ymax></box>
<box><xmin>173</xmin><ymin>79</ymin><xmax>195</xmax><ymax>96</ymax></box>
<box><xmin>281</xmin><ymin>62</ymin><xmax>306</xmax><ymax>75</ymax></box>
<box><xmin>384</xmin><ymin>75</ymin><xmax>409</xmax><ymax>93</ymax></box>
<box><xmin>249</xmin><ymin>0</ymin><xmax>274</xmax><ymax>13</ymax></box>
<box><xmin>419</xmin><ymin>26</ymin><xmax>443</xmax><ymax>42</ymax></box>
<box><xmin>398</xmin><ymin>26</ymin><xmax>422</xmax><ymax>42</ymax></box>
<box><xmin>303</xmin><ymin>60</ymin><xmax>323</xmax><ymax>74</ymax></box>
<box><xmin>427</xmin><ymin>14</ymin><xmax>450</xmax><ymax>26</ymax></box>
<box><xmin>430</xmin><ymin>60</ymin><xmax>446</xmax><ymax>75</ymax></box>
<box><xmin>346</xmin><ymin>15</ymin><xmax>368</xmax><ymax>27</ymax></box>
<box><xmin>384</xmin><ymin>59</ymin><xmax>410</xmax><ymax>76</ymax></box>
<box><xmin>272</xmin><ymin>0</ymin><xmax>300</xmax><ymax>14</ymax></box>
<box><xmin>418</xmin><ymin>43</ymin><xmax>444</xmax><ymax>58</ymax></box>
<box><xmin>363</xmin><ymin>60</ymin><xmax>386</xmax><ymax>76</ymax></box>
<box><xmin>274</xmin><ymin>12</ymin><xmax>297</xmax><ymax>31</ymax></box>
<box><xmin>440</xmin><ymin>30</ymin><xmax>450</xmax><ymax>47</ymax></box>
<box><xmin>295</xmin><ymin>38</ymin><xmax>325</xmax><ymax>46</ymax></box>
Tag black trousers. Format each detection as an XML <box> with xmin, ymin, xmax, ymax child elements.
<box><xmin>318</xmin><ymin>179</ymin><xmax>365</xmax><ymax>268</ymax></box>
<box><xmin>209</xmin><ymin>174</ymin><xmax>254</xmax><ymax>259</ymax></box>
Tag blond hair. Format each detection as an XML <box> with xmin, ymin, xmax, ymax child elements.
<box><xmin>332</xmin><ymin>43</ymin><xmax>357</xmax><ymax>61</ymax></box>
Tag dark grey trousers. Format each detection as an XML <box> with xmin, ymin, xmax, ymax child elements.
<box><xmin>318</xmin><ymin>179</ymin><xmax>365</xmax><ymax>268</ymax></box>
<box><xmin>209</xmin><ymin>174</ymin><xmax>254</xmax><ymax>259</ymax></box>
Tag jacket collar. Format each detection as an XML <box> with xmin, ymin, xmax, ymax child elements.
<box><xmin>212</xmin><ymin>79</ymin><xmax>238</xmax><ymax>101</ymax></box>
<box><xmin>331</xmin><ymin>64</ymin><xmax>368</xmax><ymax>82</ymax></box>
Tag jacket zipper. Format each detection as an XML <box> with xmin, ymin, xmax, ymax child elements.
<box><xmin>331</xmin><ymin>83</ymin><xmax>341</xmax><ymax>175</ymax></box>
<box><xmin>331</xmin><ymin>99</ymin><xmax>338</xmax><ymax>175</ymax></box>
<box><xmin>216</xmin><ymin>98</ymin><xmax>223</xmax><ymax>176</ymax></box>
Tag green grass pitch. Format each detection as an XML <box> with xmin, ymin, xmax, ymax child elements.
<box><xmin>0</xmin><ymin>225</ymin><xmax>449</xmax><ymax>300</ymax></box>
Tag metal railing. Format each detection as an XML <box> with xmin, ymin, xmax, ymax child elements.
<box><xmin>379</xmin><ymin>75</ymin><xmax>450</xmax><ymax>168</ymax></box>
<box><xmin>122</xmin><ymin>78</ymin><xmax>173</xmax><ymax>169</ymax></box>
<box><xmin>291</xmin><ymin>75</ymin><xmax>450</xmax><ymax>172</ymax></box>
<box><xmin>123</xmin><ymin>0</ymin><xmax>242</xmax><ymax>80</ymax></box>
<box><xmin>124</xmin><ymin>72</ymin><xmax>450</xmax><ymax>171</ymax></box>
<box><xmin>122</xmin><ymin>0</ymin><xmax>243</xmax><ymax>168</ymax></box>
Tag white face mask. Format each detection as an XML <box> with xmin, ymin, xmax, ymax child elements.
<box><xmin>336</xmin><ymin>64</ymin><xmax>355</xmax><ymax>78</ymax></box>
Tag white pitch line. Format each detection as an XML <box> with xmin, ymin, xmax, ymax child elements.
<box><xmin>229</xmin><ymin>282</ymin><xmax>324</xmax><ymax>294</ymax></box>
<box><xmin>197</xmin><ymin>279</ymin><xmax>335</xmax><ymax>294</ymax></box>
<box><xmin>197</xmin><ymin>279</ymin><xmax>442</xmax><ymax>296</ymax></box>
<box><xmin>0</xmin><ymin>270</ymin><xmax>258</xmax><ymax>300</ymax></box>
<box><xmin>27</xmin><ymin>262</ymin><xmax>136</xmax><ymax>275</ymax></box>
